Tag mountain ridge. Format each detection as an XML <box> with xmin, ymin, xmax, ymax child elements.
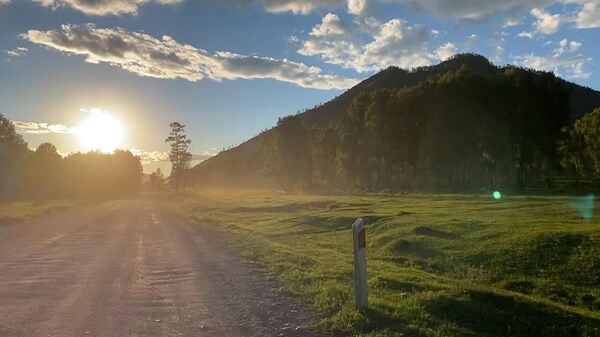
<box><xmin>191</xmin><ymin>54</ymin><xmax>600</xmax><ymax>188</ymax></box>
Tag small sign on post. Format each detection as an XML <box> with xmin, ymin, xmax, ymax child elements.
<box><xmin>352</xmin><ymin>218</ymin><xmax>368</xmax><ymax>311</ymax></box>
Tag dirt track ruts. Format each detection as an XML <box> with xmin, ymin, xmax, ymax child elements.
<box><xmin>0</xmin><ymin>199</ymin><xmax>315</xmax><ymax>337</ymax></box>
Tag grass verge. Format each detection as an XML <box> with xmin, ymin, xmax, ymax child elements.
<box><xmin>169</xmin><ymin>189</ymin><xmax>600</xmax><ymax>337</ymax></box>
<box><xmin>0</xmin><ymin>199</ymin><xmax>73</xmax><ymax>225</ymax></box>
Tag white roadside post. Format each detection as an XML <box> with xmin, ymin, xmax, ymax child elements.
<box><xmin>352</xmin><ymin>218</ymin><xmax>368</xmax><ymax>311</ymax></box>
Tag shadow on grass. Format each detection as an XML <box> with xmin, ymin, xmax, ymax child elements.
<box><xmin>357</xmin><ymin>307</ymin><xmax>426</xmax><ymax>337</ymax></box>
<box><xmin>330</xmin><ymin>288</ymin><xmax>600</xmax><ymax>337</ymax></box>
<box><xmin>413</xmin><ymin>225</ymin><xmax>461</xmax><ymax>239</ymax></box>
<box><xmin>424</xmin><ymin>289</ymin><xmax>600</xmax><ymax>337</ymax></box>
<box><xmin>230</xmin><ymin>201</ymin><xmax>335</xmax><ymax>213</ymax></box>
<box><xmin>389</xmin><ymin>239</ymin><xmax>442</xmax><ymax>258</ymax></box>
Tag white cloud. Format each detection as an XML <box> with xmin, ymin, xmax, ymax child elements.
<box><xmin>0</xmin><ymin>0</ymin><xmax>10</xmax><ymax>5</ymax></box>
<box><xmin>518</xmin><ymin>37</ymin><xmax>590</xmax><ymax>79</ymax></box>
<box><xmin>13</xmin><ymin>120</ymin><xmax>76</xmax><ymax>134</ymax></box>
<box><xmin>497</xmin><ymin>31</ymin><xmax>510</xmax><ymax>42</ymax></box>
<box><xmin>516</xmin><ymin>52</ymin><xmax>591</xmax><ymax>79</ymax></box>
<box><xmin>355</xmin><ymin>19</ymin><xmax>430</xmax><ymax>71</ymax></box>
<box><xmin>130</xmin><ymin>149</ymin><xmax>215</xmax><ymax>164</ymax></box>
<box><xmin>130</xmin><ymin>150</ymin><xmax>169</xmax><ymax>164</ymax></box>
<box><xmin>310</xmin><ymin>13</ymin><xmax>348</xmax><ymax>36</ymax></box>
<box><xmin>24</xmin><ymin>24</ymin><xmax>358</xmax><ymax>90</ymax></box>
<box><xmin>32</xmin><ymin>0</ymin><xmax>181</xmax><ymax>15</ymax></box>
<box><xmin>215</xmin><ymin>51</ymin><xmax>358</xmax><ymax>89</ymax></box>
<box><xmin>219</xmin><ymin>0</ymin><xmax>563</xmax><ymax>21</ymax></box>
<box><xmin>517</xmin><ymin>30</ymin><xmax>536</xmax><ymax>38</ymax></box>
<box><xmin>491</xmin><ymin>45</ymin><xmax>505</xmax><ymax>63</ymax></box>
<box><xmin>198</xmin><ymin>0</ymin><xmax>600</xmax><ymax>34</ymax></box>
<box><xmin>348</xmin><ymin>0</ymin><xmax>369</xmax><ymax>15</ymax></box>
<box><xmin>435</xmin><ymin>42</ymin><xmax>457</xmax><ymax>61</ymax></box>
<box><xmin>382</xmin><ymin>0</ymin><xmax>557</xmax><ymax>21</ymax></box>
<box><xmin>503</xmin><ymin>18</ymin><xmax>522</xmax><ymax>27</ymax></box>
<box><xmin>299</xmin><ymin>15</ymin><xmax>430</xmax><ymax>72</ymax></box>
<box><xmin>465</xmin><ymin>33</ymin><xmax>478</xmax><ymax>48</ymax></box>
<box><xmin>553</xmin><ymin>38</ymin><xmax>582</xmax><ymax>56</ymax></box>
<box><xmin>298</xmin><ymin>38</ymin><xmax>361</xmax><ymax>69</ymax></box>
<box><xmin>531</xmin><ymin>7</ymin><xmax>562</xmax><ymax>34</ymax></box>
<box><xmin>575</xmin><ymin>2</ymin><xmax>600</xmax><ymax>28</ymax></box>
<box><xmin>5</xmin><ymin>47</ymin><xmax>28</xmax><ymax>58</ymax></box>
<box><xmin>570</xmin><ymin>40</ymin><xmax>582</xmax><ymax>51</ymax></box>
<box><xmin>221</xmin><ymin>0</ymin><xmax>343</xmax><ymax>14</ymax></box>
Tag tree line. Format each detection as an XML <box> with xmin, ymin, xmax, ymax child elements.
<box><xmin>0</xmin><ymin>114</ymin><xmax>142</xmax><ymax>199</ymax></box>
<box><xmin>263</xmin><ymin>66</ymin><xmax>600</xmax><ymax>192</ymax></box>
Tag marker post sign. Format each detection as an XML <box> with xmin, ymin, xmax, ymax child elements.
<box><xmin>352</xmin><ymin>218</ymin><xmax>368</xmax><ymax>311</ymax></box>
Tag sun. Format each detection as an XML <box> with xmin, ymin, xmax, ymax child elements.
<box><xmin>77</xmin><ymin>109</ymin><xmax>124</xmax><ymax>153</ymax></box>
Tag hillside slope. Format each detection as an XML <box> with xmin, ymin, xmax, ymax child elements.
<box><xmin>192</xmin><ymin>54</ymin><xmax>600</xmax><ymax>188</ymax></box>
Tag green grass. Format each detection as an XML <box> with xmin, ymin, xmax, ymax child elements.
<box><xmin>0</xmin><ymin>199</ymin><xmax>73</xmax><ymax>225</ymax></box>
<box><xmin>169</xmin><ymin>189</ymin><xmax>600</xmax><ymax>337</ymax></box>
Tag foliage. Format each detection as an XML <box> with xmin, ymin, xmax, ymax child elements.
<box><xmin>263</xmin><ymin>116</ymin><xmax>311</xmax><ymax>192</ymax></box>
<box><xmin>148</xmin><ymin>168</ymin><xmax>166</xmax><ymax>190</ymax></box>
<box><xmin>0</xmin><ymin>114</ymin><xmax>29</xmax><ymax>196</ymax></box>
<box><xmin>559</xmin><ymin>108</ymin><xmax>600</xmax><ymax>180</ymax></box>
<box><xmin>0</xmin><ymin>114</ymin><xmax>143</xmax><ymax>199</ymax></box>
<box><xmin>261</xmin><ymin>67</ymin><xmax>593</xmax><ymax>192</ymax></box>
<box><xmin>165</xmin><ymin>122</ymin><xmax>192</xmax><ymax>192</ymax></box>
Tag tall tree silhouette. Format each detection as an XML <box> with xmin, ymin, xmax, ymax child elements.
<box><xmin>149</xmin><ymin>168</ymin><xmax>166</xmax><ymax>191</ymax></box>
<box><xmin>165</xmin><ymin>122</ymin><xmax>192</xmax><ymax>192</ymax></box>
<box><xmin>0</xmin><ymin>114</ymin><xmax>29</xmax><ymax>197</ymax></box>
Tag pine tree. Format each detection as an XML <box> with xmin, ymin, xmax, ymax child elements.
<box><xmin>165</xmin><ymin>122</ymin><xmax>192</xmax><ymax>192</ymax></box>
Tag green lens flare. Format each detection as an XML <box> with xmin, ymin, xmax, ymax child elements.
<box><xmin>493</xmin><ymin>191</ymin><xmax>502</xmax><ymax>200</ymax></box>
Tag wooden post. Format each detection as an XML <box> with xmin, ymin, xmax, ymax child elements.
<box><xmin>352</xmin><ymin>218</ymin><xmax>368</xmax><ymax>311</ymax></box>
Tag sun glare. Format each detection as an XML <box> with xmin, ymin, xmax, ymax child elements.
<box><xmin>77</xmin><ymin>109</ymin><xmax>124</xmax><ymax>153</ymax></box>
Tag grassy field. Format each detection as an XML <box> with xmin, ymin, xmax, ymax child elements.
<box><xmin>0</xmin><ymin>199</ymin><xmax>73</xmax><ymax>225</ymax></box>
<box><xmin>170</xmin><ymin>189</ymin><xmax>600</xmax><ymax>337</ymax></box>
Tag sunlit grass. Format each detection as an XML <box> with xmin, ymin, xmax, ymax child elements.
<box><xmin>0</xmin><ymin>199</ymin><xmax>73</xmax><ymax>225</ymax></box>
<box><xmin>170</xmin><ymin>189</ymin><xmax>600</xmax><ymax>337</ymax></box>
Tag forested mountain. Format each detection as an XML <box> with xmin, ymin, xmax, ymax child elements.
<box><xmin>191</xmin><ymin>54</ymin><xmax>600</xmax><ymax>191</ymax></box>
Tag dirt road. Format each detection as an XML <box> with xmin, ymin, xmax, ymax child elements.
<box><xmin>0</xmin><ymin>200</ymin><xmax>315</xmax><ymax>337</ymax></box>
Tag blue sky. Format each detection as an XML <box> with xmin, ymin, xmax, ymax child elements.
<box><xmin>1</xmin><ymin>0</ymin><xmax>599</xmax><ymax>172</ymax></box>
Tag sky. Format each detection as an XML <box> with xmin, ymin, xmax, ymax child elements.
<box><xmin>1</xmin><ymin>0</ymin><xmax>599</xmax><ymax>173</ymax></box>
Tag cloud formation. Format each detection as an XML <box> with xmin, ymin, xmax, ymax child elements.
<box><xmin>531</xmin><ymin>8</ymin><xmax>562</xmax><ymax>34</ymax></box>
<box><xmin>13</xmin><ymin>120</ymin><xmax>76</xmax><ymax>134</ymax></box>
<box><xmin>387</xmin><ymin>0</ymin><xmax>556</xmax><ymax>21</ymax></box>
<box><xmin>24</xmin><ymin>24</ymin><xmax>358</xmax><ymax>90</ymax></box>
<box><xmin>435</xmin><ymin>42</ymin><xmax>457</xmax><ymax>61</ymax></box>
<box><xmin>218</xmin><ymin>0</ymin><xmax>600</xmax><ymax>40</ymax></box>
<box><xmin>5</xmin><ymin>47</ymin><xmax>28</xmax><ymax>58</ymax></box>
<box><xmin>18</xmin><ymin>0</ymin><xmax>600</xmax><ymax>37</ymax></box>
<box><xmin>348</xmin><ymin>0</ymin><xmax>369</xmax><ymax>15</ymax></box>
<box><xmin>575</xmin><ymin>2</ymin><xmax>600</xmax><ymax>28</ymax></box>
<box><xmin>130</xmin><ymin>149</ymin><xmax>215</xmax><ymax>164</ymax></box>
<box><xmin>222</xmin><ymin>0</ymin><xmax>558</xmax><ymax>20</ymax></box>
<box><xmin>299</xmin><ymin>15</ymin><xmax>430</xmax><ymax>72</ymax></box>
<box><xmin>32</xmin><ymin>0</ymin><xmax>181</xmax><ymax>15</ymax></box>
<box><xmin>220</xmin><ymin>0</ymin><xmax>343</xmax><ymax>14</ymax></box>
<box><xmin>516</xmin><ymin>39</ymin><xmax>590</xmax><ymax>79</ymax></box>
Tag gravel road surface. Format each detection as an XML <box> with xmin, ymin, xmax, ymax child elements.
<box><xmin>0</xmin><ymin>200</ymin><xmax>315</xmax><ymax>337</ymax></box>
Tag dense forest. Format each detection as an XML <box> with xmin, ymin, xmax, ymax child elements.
<box><xmin>262</xmin><ymin>66</ymin><xmax>600</xmax><ymax>192</ymax></box>
<box><xmin>0</xmin><ymin>114</ymin><xmax>142</xmax><ymax>199</ymax></box>
<box><xmin>191</xmin><ymin>55</ymin><xmax>600</xmax><ymax>190</ymax></box>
